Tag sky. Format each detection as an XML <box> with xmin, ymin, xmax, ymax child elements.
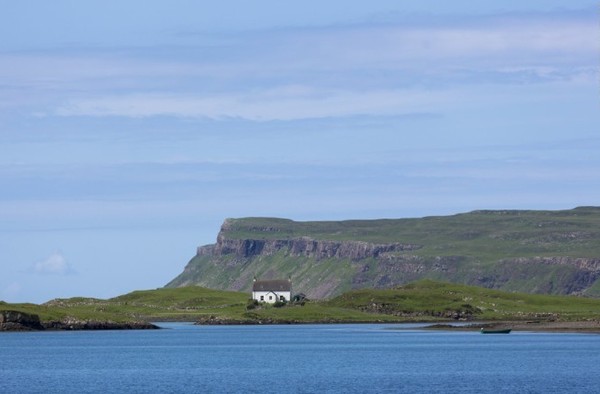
<box><xmin>1</xmin><ymin>1</ymin><xmax>598</xmax><ymax>303</ymax></box>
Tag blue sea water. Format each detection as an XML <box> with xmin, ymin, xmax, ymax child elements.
<box><xmin>1</xmin><ymin>323</ymin><xmax>599</xmax><ymax>393</ymax></box>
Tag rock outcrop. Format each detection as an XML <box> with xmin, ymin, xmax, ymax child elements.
<box><xmin>207</xmin><ymin>235</ymin><xmax>421</xmax><ymax>260</ymax></box>
<box><xmin>506</xmin><ymin>256</ymin><xmax>600</xmax><ymax>272</ymax></box>
<box><xmin>42</xmin><ymin>319</ymin><xmax>159</xmax><ymax>330</ymax></box>
<box><xmin>0</xmin><ymin>310</ymin><xmax>159</xmax><ymax>331</ymax></box>
<box><xmin>475</xmin><ymin>257</ymin><xmax>600</xmax><ymax>295</ymax></box>
<box><xmin>0</xmin><ymin>310</ymin><xmax>44</xmax><ymax>331</ymax></box>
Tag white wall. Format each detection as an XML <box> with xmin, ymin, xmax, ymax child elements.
<box><xmin>252</xmin><ymin>291</ymin><xmax>291</xmax><ymax>303</ymax></box>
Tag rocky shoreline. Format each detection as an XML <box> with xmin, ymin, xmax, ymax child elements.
<box><xmin>193</xmin><ymin>314</ymin><xmax>600</xmax><ymax>333</ymax></box>
<box><xmin>0</xmin><ymin>310</ymin><xmax>159</xmax><ymax>331</ymax></box>
<box><xmin>193</xmin><ymin>315</ymin><xmax>362</xmax><ymax>325</ymax></box>
<box><xmin>4</xmin><ymin>309</ymin><xmax>599</xmax><ymax>333</ymax></box>
<box><xmin>424</xmin><ymin>320</ymin><xmax>600</xmax><ymax>334</ymax></box>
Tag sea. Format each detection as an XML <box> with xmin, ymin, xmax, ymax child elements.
<box><xmin>1</xmin><ymin>323</ymin><xmax>599</xmax><ymax>393</ymax></box>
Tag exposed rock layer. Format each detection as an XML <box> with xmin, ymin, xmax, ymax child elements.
<box><xmin>206</xmin><ymin>235</ymin><xmax>421</xmax><ymax>260</ymax></box>
<box><xmin>0</xmin><ymin>310</ymin><xmax>43</xmax><ymax>331</ymax></box>
<box><xmin>168</xmin><ymin>211</ymin><xmax>600</xmax><ymax>298</ymax></box>
<box><xmin>0</xmin><ymin>310</ymin><xmax>158</xmax><ymax>331</ymax></box>
<box><xmin>42</xmin><ymin>319</ymin><xmax>159</xmax><ymax>330</ymax></box>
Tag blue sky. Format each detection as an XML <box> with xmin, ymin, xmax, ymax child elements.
<box><xmin>1</xmin><ymin>1</ymin><xmax>598</xmax><ymax>303</ymax></box>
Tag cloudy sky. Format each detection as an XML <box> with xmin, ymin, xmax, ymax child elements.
<box><xmin>1</xmin><ymin>1</ymin><xmax>598</xmax><ymax>303</ymax></box>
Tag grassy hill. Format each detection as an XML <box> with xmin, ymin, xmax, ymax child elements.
<box><xmin>167</xmin><ymin>207</ymin><xmax>600</xmax><ymax>298</ymax></box>
<box><xmin>3</xmin><ymin>281</ymin><xmax>600</xmax><ymax>328</ymax></box>
<box><xmin>0</xmin><ymin>286</ymin><xmax>401</xmax><ymax>325</ymax></box>
<box><xmin>1</xmin><ymin>287</ymin><xmax>249</xmax><ymax>323</ymax></box>
<box><xmin>223</xmin><ymin>207</ymin><xmax>600</xmax><ymax>257</ymax></box>
<box><xmin>327</xmin><ymin>280</ymin><xmax>600</xmax><ymax>321</ymax></box>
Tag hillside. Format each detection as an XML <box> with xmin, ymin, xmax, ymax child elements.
<box><xmin>0</xmin><ymin>286</ymin><xmax>409</xmax><ymax>329</ymax></box>
<box><xmin>0</xmin><ymin>287</ymin><xmax>250</xmax><ymax>330</ymax></box>
<box><xmin>3</xmin><ymin>281</ymin><xmax>600</xmax><ymax>330</ymax></box>
<box><xmin>327</xmin><ymin>280</ymin><xmax>600</xmax><ymax>322</ymax></box>
<box><xmin>166</xmin><ymin>207</ymin><xmax>600</xmax><ymax>298</ymax></box>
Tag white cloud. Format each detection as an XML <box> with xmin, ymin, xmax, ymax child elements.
<box><xmin>34</xmin><ymin>252</ymin><xmax>76</xmax><ymax>276</ymax></box>
<box><xmin>53</xmin><ymin>67</ymin><xmax>596</xmax><ymax>120</ymax></box>
<box><xmin>2</xmin><ymin>12</ymin><xmax>593</xmax><ymax>87</ymax></box>
<box><xmin>395</xmin><ymin>21</ymin><xmax>595</xmax><ymax>57</ymax></box>
<box><xmin>54</xmin><ymin>88</ymin><xmax>452</xmax><ymax>120</ymax></box>
<box><xmin>34</xmin><ymin>10</ymin><xmax>592</xmax><ymax>121</ymax></box>
<box><xmin>239</xmin><ymin>14</ymin><xmax>596</xmax><ymax>75</ymax></box>
<box><xmin>1</xmin><ymin>10</ymin><xmax>594</xmax><ymax>121</ymax></box>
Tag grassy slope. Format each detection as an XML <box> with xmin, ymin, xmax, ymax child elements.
<box><xmin>171</xmin><ymin>207</ymin><xmax>600</xmax><ymax>297</ymax></box>
<box><xmin>224</xmin><ymin>207</ymin><xmax>600</xmax><ymax>259</ymax></box>
<box><xmin>0</xmin><ymin>287</ymin><xmax>399</xmax><ymax>324</ymax></box>
<box><xmin>0</xmin><ymin>287</ymin><xmax>249</xmax><ymax>323</ymax></box>
<box><xmin>3</xmin><ymin>280</ymin><xmax>600</xmax><ymax>324</ymax></box>
<box><xmin>327</xmin><ymin>280</ymin><xmax>600</xmax><ymax>321</ymax></box>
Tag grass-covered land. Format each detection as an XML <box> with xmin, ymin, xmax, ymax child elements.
<box><xmin>224</xmin><ymin>207</ymin><xmax>600</xmax><ymax>259</ymax></box>
<box><xmin>0</xmin><ymin>287</ymin><xmax>250</xmax><ymax>324</ymax></box>
<box><xmin>327</xmin><ymin>280</ymin><xmax>600</xmax><ymax>321</ymax></box>
<box><xmin>168</xmin><ymin>207</ymin><xmax>600</xmax><ymax>298</ymax></box>
<box><xmin>2</xmin><ymin>280</ymin><xmax>599</xmax><ymax>328</ymax></box>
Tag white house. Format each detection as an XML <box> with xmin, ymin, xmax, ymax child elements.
<box><xmin>252</xmin><ymin>278</ymin><xmax>292</xmax><ymax>303</ymax></box>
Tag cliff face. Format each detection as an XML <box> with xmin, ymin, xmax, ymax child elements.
<box><xmin>480</xmin><ymin>257</ymin><xmax>600</xmax><ymax>295</ymax></box>
<box><xmin>0</xmin><ymin>309</ymin><xmax>159</xmax><ymax>331</ymax></box>
<box><xmin>208</xmin><ymin>234</ymin><xmax>422</xmax><ymax>260</ymax></box>
<box><xmin>167</xmin><ymin>209</ymin><xmax>600</xmax><ymax>299</ymax></box>
<box><xmin>185</xmin><ymin>235</ymin><xmax>423</xmax><ymax>299</ymax></box>
<box><xmin>0</xmin><ymin>310</ymin><xmax>43</xmax><ymax>331</ymax></box>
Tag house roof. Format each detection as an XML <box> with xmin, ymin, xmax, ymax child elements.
<box><xmin>252</xmin><ymin>279</ymin><xmax>291</xmax><ymax>292</ymax></box>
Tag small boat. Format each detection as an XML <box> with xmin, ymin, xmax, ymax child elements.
<box><xmin>480</xmin><ymin>328</ymin><xmax>512</xmax><ymax>334</ymax></box>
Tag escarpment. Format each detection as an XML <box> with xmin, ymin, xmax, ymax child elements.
<box><xmin>208</xmin><ymin>235</ymin><xmax>422</xmax><ymax>260</ymax></box>
<box><xmin>0</xmin><ymin>310</ymin><xmax>44</xmax><ymax>331</ymax></box>
<box><xmin>167</xmin><ymin>209</ymin><xmax>600</xmax><ymax>299</ymax></box>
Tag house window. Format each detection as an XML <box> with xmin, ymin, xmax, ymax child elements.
<box><xmin>280</xmin><ymin>296</ymin><xmax>285</xmax><ymax>301</ymax></box>
<box><xmin>260</xmin><ymin>295</ymin><xmax>264</xmax><ymax>301</ymax></box>
<box><xmin>269</xmin><ymin>295</ymin><xmax>273</xmax><ymax>301</ymax></box>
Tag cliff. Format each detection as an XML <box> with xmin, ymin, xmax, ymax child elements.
<box><xmin>209</xmin><ymin>235</ymin><xmax>421</xmax><ymax>260</ymax></box>
<box><xmin>166</xmin><ymin>207</ymin><xmax>600</xmax><ymax>299</ymax></box>
<box><xmin>0</xmin><ymin>310</ymin><xmax>44</xmax><ymax>331</ymax></box>
<box><xmin>0</xmin><ymin>309</ymin><xmax>158</xmax><ymax>331</ymax></box>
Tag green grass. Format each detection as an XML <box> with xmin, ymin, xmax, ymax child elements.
<box><xmin>3</xmin><ymin>280</ymin><xmax>600</xmax><ymax>325</ymax></box>
<box><xmin>327</xmin><ymin>280</ymin><xmax>600</xmax><ymax>321</ymax></box>
<box><xmin>168</xmin><ymin>207</ymin><xmax>600</xmax><ymax>298</ymax></box>
<box><xmin>1</xmin><ymin>287</ymin><xmax>248</xmax><ymax>323</ymax></box>
<box><xmin>1</xmin><ymin>286</ymin><xmax>399</xmax><ymax>324</ymax></box>
<box><xmin>243</xmin><ymin>303</ymin><xmax>405</xmax><ymax>323</ymax></box>
<box><xmin>223</xmin><ymin>208</ymin><xmax>600</xmax><ymax>259</ymax></box>
<box><xmin>111</xmin><ymin>286</ymin><xmax>246</xmax><ymax>308</ymax></box>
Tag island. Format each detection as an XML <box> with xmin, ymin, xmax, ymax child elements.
<box><xmin>2</xmin><ymin>280</ymin><xmax>599</xmax><ymax>333</ymax></box>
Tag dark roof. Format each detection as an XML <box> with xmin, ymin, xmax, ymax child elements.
<box><xmin>252</xmin><ymin>279</ymin><xmax>291</xmax><ymax>292</ymax></box>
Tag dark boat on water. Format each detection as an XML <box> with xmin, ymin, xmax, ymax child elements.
<box><xmin>480</xmin><ymin>328</ymin><xmax>512</xmax><ymax>334</ymax></box>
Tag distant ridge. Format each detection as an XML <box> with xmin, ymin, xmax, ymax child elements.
<box><xmin>166</xmin><ymin>207</ymin><xmax>600</xmax><ymax>299</ymax></box>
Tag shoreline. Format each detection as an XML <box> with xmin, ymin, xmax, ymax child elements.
<box><xmin>193</xmin><ymin>316</ymin><xmax>600</xmax><ymax>334</ymax></box>
<box><xmin>423</xmin><ymin>320</ymin><xmax>600</xmax><ymax>334</ymax></box>
<box><xmin>1</xmin><ymin>310</ymin><xmax>160</xmax><ymax>332</ymax></box>
<box><xmin>3</xmin><ymin>318</ymin><xmax>600</xmax><ymax>333</ymax></box>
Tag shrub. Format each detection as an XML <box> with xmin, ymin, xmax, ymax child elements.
<box><xmin>246</xmin><ymin>299</ymin><xmax>259</xmax><ymax>310</ymax></box>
